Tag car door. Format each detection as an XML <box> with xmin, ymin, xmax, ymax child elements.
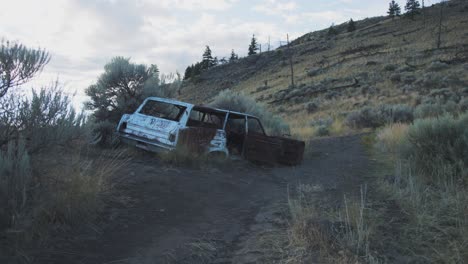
<box><xmin>243</xmin><ymin>117</ymin><xmax>283</xmax><ymax>164</ymax></box>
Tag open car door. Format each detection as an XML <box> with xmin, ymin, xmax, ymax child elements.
<box><xmin>243</xmin><ymin>117</ymin><xmax>304</xmax><ymax>165</ymax></box>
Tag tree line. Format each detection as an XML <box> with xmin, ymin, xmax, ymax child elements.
<box><xmin>184</xmin><ymin>34</ymin><xmax>259</xmax><ymax>80</ymax></box>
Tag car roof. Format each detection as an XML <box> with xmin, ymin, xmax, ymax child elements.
<box><xmin>145</xmin><ymin>96</ymin><xmax>261</xmax><ymax>119</ymax></box>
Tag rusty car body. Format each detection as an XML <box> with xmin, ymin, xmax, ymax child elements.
<box><xmin>116</xmin><ymin>97</ymin><xmax>305</xmax><ymax>165</ymax></box>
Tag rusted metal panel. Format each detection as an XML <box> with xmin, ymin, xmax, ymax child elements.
<box><xmin>244</xmin><ymin>134</ymin><xmax>305</xmax><ymax>165</ymax></box>
<box><xmin>276</xmin><ymin>137</ymin><xmax>305</xmax><ymax>166</ymax></box>
<box><xmin>177</xmin><ymin>127</ymin><xmax>217</xmax><ymax>154</ymax></box>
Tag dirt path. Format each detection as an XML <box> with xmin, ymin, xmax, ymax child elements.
<box><xmin>39</xmin><ymin>134</ymin><xmax>372</xmax><ymax>264</ymax></box>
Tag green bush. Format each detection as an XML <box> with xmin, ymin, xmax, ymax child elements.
<box><xmin>209</xmin><ymin>90</ymin><xmax>289</xmax><ymax>135</ymax></box>
<box><xmin>403</xmin><ymin>113</ymin><xmax>468</xmax><ymax>183</ymax></box>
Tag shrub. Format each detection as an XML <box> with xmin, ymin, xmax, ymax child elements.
<box><xmin>401</xmin><ymin>73</ymin><xmax>416</xmax><ymax>84</ymax></box>
<box><xmin>380</xmin><ymin>104</ymin><xmax>414</xmax><ymax>123</ymax></box>
<box><xmin>390</xmin><ymin>73</ymin><xmax>401</xmax><ymax>83</ymax></box>
<box><xmin>315</xmin><ymin>125</ymin><xmax>330</xmax><ymax>137</ymax></box>
<box><xmin>427</xmin><ymin>61</ymin><xmax>449</xmax><ymax>71</ymax></box>
<box><xmin>209</xmin><ymin>90</ymin><xmax>289</xmax><ymax>135</ymax></box>
<box><xmin>402</xmin><ymin>113</ymin><xmax>468</xmax><ymax>183</ymax></box>
<box><xmin>0</xmin><ymin>139</ymin><xmax>31</xmax><ymax>230</ymax></box>
<box><xmin>0</xmin><ymin>40</ymin><xmax>50</xmax><ymax>98</ymax></box>
<box><xmin>0</xmin><ymin>84</ymin><xmax>86</xmax><ymax>152</ymax></box>
<box><xmin>307</xmin><ymin>68</ymin><xmax>322</xmax><ymax>77</ymax></box>
<box><xmin>414</xmin><ymin>101</ymin><xmax>458</xmax><ymax>119</ymax></box>
<box><xmin>460</xmin><ymin>98</ymin><xmax>468</xmax><ymax>112</ymax></box>
<box><xmin>383</xmin><ymin>64</ymin><xmax>397</xmax><ymax>71</ymax></box>
<box><xmin>305</xmin><ymin>100</ymin><xmax>319</xmax><ymax>113</ymax></box>
<box><xmin>345</xmin><ymin>104</ymin><xmax>413</xmax><ymax>128</ymax></box>
<box><xmin>85</xmin><ymin>57</ymin><xmax>172</xmax><ymax>146</ymax></box>
<box><xmin>345</xmin><ymin>107</ymin><xmax>378</xmax><ymax>128</ymax></box>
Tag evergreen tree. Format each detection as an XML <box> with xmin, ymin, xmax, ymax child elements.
<box><xmin>327</xmin><ymin>24</ymin><xmax>338</xmax><ymax>36</ymax></box>
<box><xmin>248</xmin><ymin>35</ymin><xmax>259</xmax><ymax>56</ymax></box>
<box><xmin>201</xmin><ymin>46</ymin><xmax>215</xmax><ymax>69</ymax></box>
<box><xmin>192</xmin><ymin>62</ymin><xmax>202</xmax><ymax>76</ymax></box>
<box><xmin>219</xmin><ymin>57</ymin><xmax>228</xmax><ymax>64</ymax></box>
<box><xmin>213</xmin><ymin>56</ymin><xmax>219</xmax><ymax>66</ymax></box>
<box><xmin>184</xmin><ymin>65</ymin><xmax>192</xmax><ymax>80</ymax></box>
<box><xmin>229</xmin><ymin>49</ymin><xmax>238</xmax><ymax>62</ymax></box>
<box><xmin>405</xmin><ymin>0</ymin><xmax>421</xmax><ymax>19</ymax></box>
<box><xmin>388</xmin><ymin>0</ymin><xmax>402</xmax><ymax>18</ymax></box>
<box><xmin>347</xmin><ymin>19</ymin><xmax>356</xmax><ymax>32</ymax></box>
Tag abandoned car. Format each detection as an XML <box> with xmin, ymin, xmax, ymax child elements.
<box><xmin>116</xmin><ymin>97</ymin><xmax>305</xmax><ymax>165</ymax></box>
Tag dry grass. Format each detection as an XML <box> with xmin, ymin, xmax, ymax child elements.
<box><xmin>375</xmin><ymin>123</ymin><xmax>409</xmax><ymax>156</ymax></box>
<box><xmin>289</xmin><ymin>111</ymin><xmax>352</xmax><ymax>140</ymax></box>
<box><xmin>1</xmin><ymin>144</ymin><xmax>130</xmax><ymax>262</ymax></box>
<box><xmin>371</xmin><ymin>113</ymin><xmax>468</xmax><ymax>262</ymax></box>
<box><xmin>285</xmin><ymin>184</ymin><xmax>378</xmax><ymax>263</ymax></box>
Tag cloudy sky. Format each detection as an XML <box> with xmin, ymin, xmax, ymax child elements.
<box><xmin>0</xmin><ymin>0</ymin><xmax>439</xmax><ymax>107</ymax></box>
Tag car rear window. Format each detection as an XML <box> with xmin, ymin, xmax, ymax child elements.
<box><xmin>139</xmin><ymin>100</ymin><xmax>187</xmax><ymax>121</ymax></box>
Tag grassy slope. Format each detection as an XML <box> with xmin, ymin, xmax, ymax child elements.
<box><xmin>179</xmin><ymin>0</ymin><xmax>468</xmax><ymax>138</ymax></box>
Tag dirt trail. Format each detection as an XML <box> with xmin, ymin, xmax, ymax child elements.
<box><xmin>39</xmin><ymin>134</ymin><xmax>372</xmax><ymax>264</ymax></box>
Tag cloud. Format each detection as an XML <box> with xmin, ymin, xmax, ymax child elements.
<box><xmin>253</xmin><ymin>0</ymin><xmax>297</xmax><ymax>16</ymax></box>
<box><xmin>0</xmin><ymin>0</ymin><xmax>407</xmax><ymax>109</ymax></box>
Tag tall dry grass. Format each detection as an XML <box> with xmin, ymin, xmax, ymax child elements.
<box><xmin>285</xmin><ymin>184</ymin><xmax>378</xmax><ymax>263</ymax></box>
<box><xmin>374</xmin><ymin>114</ymin><xmax>468</xmax><ymax>262</ymax></box>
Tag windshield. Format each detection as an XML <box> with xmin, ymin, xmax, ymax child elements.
<box><xmin>139</xmin><ymin>100</ymin><xmax>187</xmax><ymax>121</ymax></box>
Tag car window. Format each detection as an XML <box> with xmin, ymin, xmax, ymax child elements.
<box><xmin>187</xmin><ymin>109</ymin><xmax>225</xmax><ymax>129</ymax></box>
<box><xmin>247</xmin><ymin>118</ymin><xmax>265</xmax><ymax>135</ymax></box>
<box><xmin>139</xmin><ymin>100</ymin><xmax>186</xmax><ymax>121</ymax></box>
<box><xmin>226</xmin><ymin>115</ymin><xmax>246</xmax><ymax>133</ymax></box>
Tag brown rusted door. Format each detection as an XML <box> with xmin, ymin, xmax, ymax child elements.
<box><xmin>243</xmin><ymin>133</ymin><xmax>282</xmax><ymax>164</ymax></box>
<box><xmin>243</xmin><ymin>117</ymin><xmax>282</xmax><ymax>164</ymax></box>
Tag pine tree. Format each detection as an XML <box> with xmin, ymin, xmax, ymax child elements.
<box><xmin>328</xmin><ymin>24</ymin><xmax>338</xmax><ymax>36</ymax></box>
<box><xmin>347</xmin><ymin>19</ymin><xmax>356</xmax><ymax>32</ymax></box>
<box><xmin>229</xmin><ymin>49</ymin><xmax>238</xmax><ymax>62</ymax></box>
<box><xmin>248</xmin><ymin>35</ymin><xmax>259</xmax><ymax>56</ymax></box>
<box><xmin>388</xmin><ymin>0</ymin><xmax>402</xmax><ymax>18</ymax></box>
<box><xmin>219</xmin><ymin>57</ymin><xmax>228</xmax><ymax>64</ymax></box>
<box><xmin>202</xmin><ymin>46</ymin><xmax>215</xmax><ymax>69</ymax></box>
<box><xmin>192</xmin><ymin>62</ymin><xmax>202</xmax><ymax>76</ymax></box>
<box><xmin>183</xmin><ymin>65</ymin><xmax>192</xmax><ymax>80</ymax></box>
<box><xmin>405</xmin><ymin>0</ymin><xmax>421</xmax><ymax>19</ymax></box>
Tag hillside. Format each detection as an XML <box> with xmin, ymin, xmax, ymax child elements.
<box><xmin>178</xmin><ymin>0</ymin><xmax>468</xmax><ymax>137</ymax></box>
